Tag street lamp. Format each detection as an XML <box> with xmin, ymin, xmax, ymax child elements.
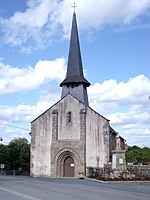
<box><xmin>0</xmin><ymin>137</ymin><xmax>3</xmax><ymax>141</ymax></box>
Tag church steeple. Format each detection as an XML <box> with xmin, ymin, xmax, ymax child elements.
<box><xmin>60</xmin><ymin>12</ymin><xmax>91</xmax><ymax>106</ymax></box>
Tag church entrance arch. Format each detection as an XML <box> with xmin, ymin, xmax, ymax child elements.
<box><xmin>55</xmin><ymin>150</ymin><xmax>78</xmax><ymax>177</ymax></box>
<box><xmin>63</xmin><ymin>156</ymin><xmax>74</xmax><ymax>177</ymax></box>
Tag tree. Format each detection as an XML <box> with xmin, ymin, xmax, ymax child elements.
<box><xmin>127</xmin><ymin>145</ymin><xmax>141</xmax><ymax>151</ymax></box>
<box><xmin>0</xmin><ymin>144</ymin><xmax>9</xmax><ymax>164</ymax></box>
<box><xmin>126</xmin><ymin>146</ymin><xmax>150</xmax><ymax>164</ymax></box>
<box><xmin>0</xmin><ymin>138</ymin><xmax>30</xmax><ymax>173</ymax></box>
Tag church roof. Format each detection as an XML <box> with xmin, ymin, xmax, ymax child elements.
<box><xmin>60</xmin><ymin>12</ymin><xmax>91</xmax><ymax>87</ymax></box>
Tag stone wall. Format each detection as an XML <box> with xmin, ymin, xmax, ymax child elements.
<box><xmin>86</xmin><ymin>108</ymin><xmax>110</xmax><ymax>168</ymax></box>
<box><xmin>126</xmin><ymin>165</ymin><xmax>150</xmax><ymax>180</ymax></box>
<box><xmin>87</xmin><ymin>165</ymin><xmax>150</xmax><ymax>180</ymax></box>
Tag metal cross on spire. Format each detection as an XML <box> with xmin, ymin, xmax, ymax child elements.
<box><xmin>72</xmin><ymin>2</ymin><xmax>77</xmax><ymax>12</ymax></box>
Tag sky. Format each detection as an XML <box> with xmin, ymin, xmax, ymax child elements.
<box><xmin>0</xmin><ymin>0</ymin><xmax>150</xmax><ymax>147</ymax></box>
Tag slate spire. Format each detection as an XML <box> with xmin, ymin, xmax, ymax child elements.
<box><xmin>60</xmin><ymin>12</ymin><xmax>90</xmax><ymax>87</ymax></box>
<box><xmin>60</xmin><ymin>12</ymin><xmax>91</xmax><ymax>106</ymax></box>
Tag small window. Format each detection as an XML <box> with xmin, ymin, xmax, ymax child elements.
<box><xmin>68</xmin><ymin>112</ymin><xmax>71</xmax><ymax>122</ymax></box>
<box><xmin>66</xmin><ymin>111</ymin><xmax>72</xmax><ymax>124</ymax></box>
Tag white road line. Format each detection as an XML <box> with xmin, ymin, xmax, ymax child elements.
<box><xmin>0</xmin><ymin>186</ymin><xmax>41</xmax><ymax>200</ymax></box>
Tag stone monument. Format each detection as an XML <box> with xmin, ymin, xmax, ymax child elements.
<box><xmin>111</xmin><ymin>133</ymin><xmax>127</xmax><ymax>171</ymax></box>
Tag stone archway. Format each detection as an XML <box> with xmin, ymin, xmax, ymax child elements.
<box><xmin>55</xmin><ymin>150</ymin><xmax>78</xmax><ymax>177</ymax></box>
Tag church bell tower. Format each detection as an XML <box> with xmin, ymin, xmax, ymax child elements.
<box><xmin>60</xmin><ymin>12</ymin><xmax>91</xmax><ymax>106</ymax></box>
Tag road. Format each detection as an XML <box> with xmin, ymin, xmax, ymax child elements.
<box><xmin>0</xmin><ymin>175</ymin><xmax>150</xmax><ymax>200</ymax></box>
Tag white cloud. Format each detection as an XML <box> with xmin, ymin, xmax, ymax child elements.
<box><xmin>88</xmin><ymin>74</ymin><xmax>150</xmax><ymax>147</ymax></box>
<box><xmin>88</xmin><ymin>75</ymin><xmax>150</xmax><ymax>107</ymax></box>
<box><xmin>122</xmin><ymin>128</ymin><xmax>150</xmax><ymax>147</ymax></box>
<box><xmin>0</xmin><ymin>127</ymin><xmax>31</xmax><ymax>145</ymax></box>
<box><xmin>107</xmin><ymin>109</ymin><xmax>150</xmax><ymax>125</ymax></box>
<box><xmin>0</xmin><ymin>100</ymin><xmax>52</xmax><ymax>123</ymax></box>
<box><xmin>1</xmin><ymin>0</ymin><xmax>150</xmax><ymax>50</ymax></box>
<box><xmin>0</xmin><ymin>0</ymin><xmax>60</xmax><ymax>50</ymax></box>
<box><xmin>0</xmin><ymin>98</ymin><xmax>56</xmax><ymax>144</ymax></box>
<box><xmin>0</xmin><ymin>58</ymin><xmax>66</xmax><ymax>94</ymax></box>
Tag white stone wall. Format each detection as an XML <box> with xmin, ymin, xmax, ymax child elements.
<box><xmin>30</xmin><ymin>95</ymin><xmax>86</xmax><ymax>177</ymax></box>
<box><xmin>55</xmin><ymin>95</ymin><xmax>85</xmax><ymax>140</ymax></box>
<box><xmin>30</xmin><ymin>109</ymin><xmax>52</xmax><ymax>177</ymax></box>
<box><xmin>30</xmin><ymin>94</ymin><xmax>110</xmax><ymax>177</ymax></box>
<box><xmin>86</xmin><ymin>108</ymin><xmax>110</xmax><ymax>167</ymax></box>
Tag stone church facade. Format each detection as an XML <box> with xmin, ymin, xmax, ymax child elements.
<box><xmin>30</xmin><ymin>12</ymin><xmax>125</xmax><ymax>177</ymax></box>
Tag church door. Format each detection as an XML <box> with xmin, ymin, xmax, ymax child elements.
<box><xmin>63</xmin><ymin>156</ymin><xmax>75</xmax><ymax>177</ymax></box>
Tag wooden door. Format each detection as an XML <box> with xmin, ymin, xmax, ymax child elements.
<box><xmin>63</xmin><ymin>156</ymin><xmax>75</xmax><ymax>177</ymax></box>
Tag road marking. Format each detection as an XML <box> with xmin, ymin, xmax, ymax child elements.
<box><xmin>0</xmin><ymin>186</ymin><xmax>41</xmax><ymax>200</ymax></box>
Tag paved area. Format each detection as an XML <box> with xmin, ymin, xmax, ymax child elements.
<box><xmin>0</xmin><ymin>175</ymin><xmax>150</xmax><ymax>200</ymax></box>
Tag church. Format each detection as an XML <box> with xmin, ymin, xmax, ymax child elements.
<box><xmin>30</xmin><ymin>12</ymin><xmax>125</xmax><ymax>178</ymax></box>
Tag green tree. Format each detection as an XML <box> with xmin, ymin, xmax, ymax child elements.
<box><xmin>0</xmin><ymin>138</ymin><xmax>30</xmax><ymax>173</ymax></box>
<box><xmin>126</xmin><ymin>146</ymin><xmax>150</xmax><ymax>164</ymax></box>
<box><xmin>8</xmin><ymin>138</ymin><xmax>30</xmax><ymax>172</ymax></box>
<box><xmin>0</xmin><ymin>144</ymin><xmax>9</xmax><ymax>164</ymax></box>
<box><xmin>128</xmin><ymin>145</ymin><xmax>141</xmax><ymax>151</ymax></box>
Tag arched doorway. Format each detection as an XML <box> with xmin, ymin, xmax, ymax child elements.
<box><xmin>63</xmin><ymin>156</ymin><xmax>75</xmax><ymax>177</ymax></box>
<box><xmin>55</xmin><ymin>149</ymin><xmax>81</xmax><ymax>177</ymax></box>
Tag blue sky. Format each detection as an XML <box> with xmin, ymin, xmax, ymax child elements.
<box><xmin>0</xmin><ymin>0</ymin><xmax>150</xmax><ymax>147</ymax></box>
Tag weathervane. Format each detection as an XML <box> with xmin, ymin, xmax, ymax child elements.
<box><xmin>72</xmin><ymin>2</ymin><xmax>77</xmax><ymax>12</ymax></box>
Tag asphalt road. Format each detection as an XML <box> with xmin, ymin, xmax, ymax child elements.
<box><xmin>0</xmin><ymin>175</ymin><xmax>150</xmax><ymax>200</ymax></box>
